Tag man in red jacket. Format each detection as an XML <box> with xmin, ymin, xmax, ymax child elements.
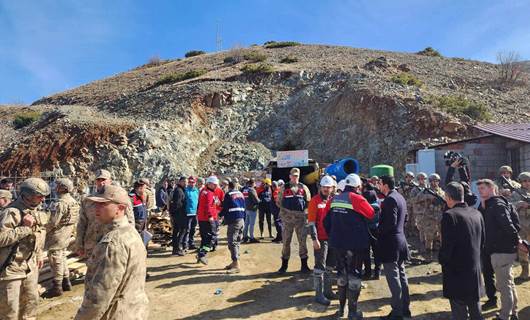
<box><xmin>196</xmin><ymin>176</ymin><xmax>222</xmax><ymax>265</ymax></box>
<box><xmin>308</xmin><ymin>175</ymin><xmax>336</xmax><ymax>306</ymax></box>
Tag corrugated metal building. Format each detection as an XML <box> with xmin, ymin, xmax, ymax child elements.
<box><xmin>415</xmin><ymin>123</ymin><xmax>530</xmax><ymax>181</ymax></box>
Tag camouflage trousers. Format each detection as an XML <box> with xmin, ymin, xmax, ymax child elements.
<box><xmin>280</xmin><ymin>208</ymin><xmax>308</xmax><ymax>260</ymax></box>
<box><xmin>48</xmin><ymin>249</ymin><xmax>69</xmax><ymax>283</ymax></box>
<box><xmin>518</xmin><ymin>225</ymin><xmax>530</xmax><ymax>278</ymax></box>
<box><xmin>419</xmin><ymin>217</ymin><xmax>440</xmax><ymax>251</ymax></box>
<box><xmin>0</xmin><ymin>270</ymin><xmax>39</xmax><ymax>320</ymax></box>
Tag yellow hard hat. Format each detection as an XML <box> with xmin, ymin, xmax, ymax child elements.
<box><xmin>263</xmin><ymin>178</ymin><xmax>272</xmax><ymax>185</ymax></box>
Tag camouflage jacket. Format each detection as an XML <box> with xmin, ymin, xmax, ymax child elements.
<box><xmin>0</xmin><ymin>198</ymin><xmax>48</xmax><ymax>280</ymax></box>
<box><xmin>414</xmin><ymin>187</ymin><xmax>446</xmax><ymax>221</ymax></box>
<box><xmin>75</xmin><ymin>216</ymin><xmax>148</xmax><ymax>320</ymax></box>
<box><xmin>75</xmin><ymin>193</ymin><xmax>134</xmax><ymax>254</ymax></box>
<box><xmin>46</xmin><ymin>193</ymin><xmax>80</xmax><ymax>251</ymax></box>
<box><xmin>511</xmin><ymin>187</ymin><xmax>530</xmax><ymax>224</ymax></box>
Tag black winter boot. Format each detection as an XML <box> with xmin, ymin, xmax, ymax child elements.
<box><xmin>62</xmin><ymin>277</ymin><xmax>72</xmax><ymax>291</ymax></box>
<box><xmin>300</xmin><ymin>258</ymin><xmax>311</xmax><ymax>274</ymax></box>
<box><xmin>45</xmin><ymin>281</ymin><xmax>63</xmax><ymax>298</ymax></box>
<box><xmin>323</xmin><ymin>271</ymin><xmax>338</xmax><ymax>300</ymax></box>
<box><xmin>277</xmin><ymin>258</ymin><xmax>289</xmax><ymax>274</ymax></box>
<box><xmin>336</xmin><ymin>286</ymin><xmax>347</xmax><ymax>319</ymax></box>
<box><xmin>347</xmin><ymin>288</ymin><xmax>362</xmax><ymax>320</ymax></box>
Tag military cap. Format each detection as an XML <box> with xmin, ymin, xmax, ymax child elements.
<box><xmin>499</xmin><ymin>166</ymin><xmax>513</xmax><ymax>174</ymax></box>
<box><xmin>56</xmin><ymin>178</ymin><xmax>74</xmax><ymax>192</ymax></box>
<box><xmin>20</xmin><ymin>177</ymin><xmax>50</xmax><ymax>196</ymax></box>
<box><xmin>86</xmin><ymin>185</ymin><xmax>130</xmax><ymax>205</ymax></box>
<box><xmin>290</xmin><ymin>168</ymin><xmax>300</xmax><ymax>176</ymax></box>
<box><xmin>0</xmin><ymin>190</ymin><xmax>12</xmax><ymax>200</ymax></box>
<box><xmin>518</xmin><ymin>172</ymin><xmax>530</xmax><ymax>181</ymax></box>
<box><xmin>139</xmin><ymin>178</ymin><xmax>150</xmax><ymax>186</ymax></box>
<box><xmin>95</xmin><ymin>169</ymin><xmax>112</xmax><ymax>180</ymax></box>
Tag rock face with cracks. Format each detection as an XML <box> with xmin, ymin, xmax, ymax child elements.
<box><xmin>1</xmin><ymin>44</ymin><xmax>529</xmax><ymax>185</ymax></box>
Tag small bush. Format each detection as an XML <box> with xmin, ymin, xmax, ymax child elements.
<box><xmin>280</xmin><ymin>56</ymin><xmax>298</xmax><ymax>63</ymax></box>
<box><xmin>241</xmin><ymin>63</ymin><xmax>274</xmax><ymax>74</ymax></box>
<box><xmin>264</xmin><ymin>41</ymin><xmax>301</xmax><ymax>49</ymax></box>
<box><xmin>147</xmin><ymin>55</ymin><xmax>162</xmax><ymax>66</ymax></box>
<box><xmin>13</xmin><ymin>111</ymin><xmax>42</xmax><ymax>129</ymax></box>
<box><xmin>391</xmin><ymin>73</ymin><xmax>422</xmax><ymax>87</ymax></box>
<box><xmin>243</xmin><ymin>51</ymin><xmax>267</xmax><ymax>62</ymax></box>
<box><xmin>429</xmin><ymin>95</ymin><xmax>492</xmax><ymax>121</ymax></box>
<box><xmin>184</xmin><ymin>50</ymin><xmax>206</xmax><ymax>58</ymax></box>
<box><xmin>154</xmin><ymin>69</ymin><xmax>207</xmax><ymax>86</ymax></box>
<box><xmin>417</xmin><ymin>47</ymin><xmax>442</xmax><ymax>57</ymax></box>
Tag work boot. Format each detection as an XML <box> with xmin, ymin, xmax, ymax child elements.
<box><xmin>227</xmin><ymin>260</ymin><xmax>241</xmax><ymax>274</ymax></box>
<box><xmin>347</xmin><ymin>288</ymin><xmax>362</xmax><ymax>320</ymax></box>
<box><xmin>516</xmin><ymin>262</ymin><xmax>529</xmax><ymax>281</ymax></box>
<box><xmin>373</xmin><ymin>268</ymin><xmax>381</xmax><ymax>280</ymax></box>
<box><xmin>277</xmin><ymin>258</ymin><xmax>289</xmax><ymax>274</ymax></box>
<box><xmin>482</xmin><ymin>298</ymin><xmax>498</xmax><ymax>311</ymax></box>
<box><xmin>323</xmin><ymin>272</ymin><xmax>338</xmax><ymax>300</ymax></box>
<box><xmin>62</xmin><ymin>277</ymin><xmax>72</xmax><ymax>292</ymax></box>
<box><xmin>336</xmin><ymin>286</ymin><xmax>347</xmax><ymax>319</ymax></box>
<box><xmin>313</xmin><ymin>273</ymin><xmax>330</xmax><ymax>306</ymax></box>
<box><xmin>300</xmin><ymin>258</ymin><xmax>311</xmax><ymax>274</ymax></box>
<box><xmin>45</xmin><ymin>281</ymin><xmax>63</xmax><ymax>298</ymax></box>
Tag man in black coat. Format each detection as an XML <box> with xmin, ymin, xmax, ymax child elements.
<box><xmin>439</xmin><ymin>182</ymin><xmax>485</xmax><ymax>320</ymax></box>
<box><xmin>170</xmin><ymin>177</ymin><xmax>187</xmax><ymax>255</ymax></box>
<box><xmin>376</xmin><ymin>176</ymin><xmax>410</xmax><ymax>320</ymax></box>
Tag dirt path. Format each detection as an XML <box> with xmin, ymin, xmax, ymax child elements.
<box><xmin>38</xmin><ymin>225</ymin><xmax>530</xmax><ymax>319</ymax></box>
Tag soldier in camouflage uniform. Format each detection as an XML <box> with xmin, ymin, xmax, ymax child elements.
<box><xmin>44</xmin><ymin>178</ymin><xmax>80</xmax><ymax>297</ymax></box>
<box><xmin>0</xmin><ymin>178</ymin><xmax>50</xmax><ymax>320</ymax></box>
<box><xmin>75</xmin><ymin>185</ymin><xmax>148</xmax><ymax>320</ymax></box>
<box><xmin>139</xmin><ymin>178</ymin><xmax>156</xmax><ymax>214</ymax></box>
<box><xmin>76</xmin><ymin>169</ymin><xmax>134</xmax><ymax>261</ymax></box>
<box><xmin>399</xmin><ymin>172</ymin><xmax>418</xmax><ymax>236</ymax></box>
<box><xmin>410</xmin><ymin>172</ymin><xmax>428</xmax><ymax>236</ymax></box>
<box><xmin>497</xmin><ymin>165</ymin><xmax>521</xmax><ymax>197</ymax></box>
<box><xmin>415</xmin><ymin>173</ymin><xmax>446</xmax><ymax>252</ymax></box>
<box><xmin>0</xmin><ymin>190</ymin><xmax>13</xmax><ymax>208</ymax></box>
<box><xmin>511</xmin><ymin>172</ymin><xmax>530</xmax><ymax>281</ymax></box>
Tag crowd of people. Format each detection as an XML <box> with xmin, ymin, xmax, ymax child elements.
<box><xmin>0</xmin><ymin>159</ymin><xmax>529</xmax><ymax>320</ymax></box>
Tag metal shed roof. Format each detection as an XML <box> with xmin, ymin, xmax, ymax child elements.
<box><xmin>474</xmin><ymin>123</ymin><xmax>530</xmax><ymax>143</ymax></box>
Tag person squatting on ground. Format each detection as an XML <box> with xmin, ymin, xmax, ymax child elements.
<box><xmin>44</xmin><ymin>178</ymin><xmax>80</xmax><ymax>298</ymax></box>
<box><xmin>478</xmin><ymin>179</ymin><xmax>526</xmax><ymax>320</ymax></box>
<box><xmin>258</xmin><ymin>178</ymin><xmax>274</xmax><ymax>239</ymax></box>
<box><xmin>76</xmin><ymin>169</ymin><xmax>134</xmax><ymax>261</ymax></box>
<box><xmin>510</xmin><ymin>172</ymin><xmax>530</xmax><ymax>281</ymax></box>
<box><xmin>377</xmin><ymin>175</ymin><xmax>411</xmax><ymax>320</ymax></box>
<box><xmin>307</xmin><ymin>175</ymin><xmax>337</xmax><ymax>306</ymax></box>
<box><xmin>74</xmin><ymin>185</ymin><xmax>148</xmax><ymax>320</ymax></box>
<box><xmin>324</xmin><ymin>173</ymin><xmax>375</xmax><ymax>320</ymax></box>
<box><xmin>439</xmin><ymin>182</ymin><xmax>485</xmax><ymax>320</ymax></box>
<box><xmin>241</xmin><ymin>179</ymin><xmax>260</xmax><ymax>243</ymax></box>
<box><xmin>0</xmin><ymin>178</ymin><xmax>49</xmax><ymax>320</ymax></box>
<box><xmin>219</xmin><ymin>181</ymin><xmax>246</xmax><ymax>274</ymax></box>
<box><xmin>277</xmin><ymin>168</ymin><xmax>312</xmax><ymax>274</ymax></box>
<box><xmin>196</xmin><ymin>176</ymin><xmax>222</xmax><ymax>265</ymax></box>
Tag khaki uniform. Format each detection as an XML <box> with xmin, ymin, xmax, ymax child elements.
<box><xmin>409</xmin><ymin>185</ymin><xmax>426</xmax><ymax>233</ymax></box>
<box><xmin>511</xmin><ymin>188</ymin><xmax>530</xmax><ymax>278</ymax></box>
<box><xmin>45</xmin><ymin>193</ymin><xmax>80</xmax><ymax>283</ymax></box>
<box><xmin>75</xmin><ymin>216</ymin><xmax>148</xmax><ymax>320</ymax></box>
<box><xmin>399</xmin><ymin>182</ymin><xmax>418</xmax><ymax>235</ymax></box>
<box><xmin>414</xmin><ymin>187</ymin><xmax>445</xmax><ymax>251</ymax></box>
<box><xmin>0</xmin><ymin>198</ymin><xmax>48</xmax><ymax>320</ymax></box>
<box><xmin>75</xmin><ymin>194</ymin><xmax>134</xmax><ymax>259</ymax></box>
<box><xmin>277</xmin><ymin>183</ymin><xmax>311</xmax><ymax>260</ymax></box>
<box><xmin>144</xmin><ymin>188</ymin><xmax>156</xmax><ymax>212</ymax></box>
<box><xmin>497</xmin><ymin>177</ymin><xmax>521</xmax><ymax>196</ymax></box>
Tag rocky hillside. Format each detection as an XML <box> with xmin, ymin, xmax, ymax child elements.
<box><xmin>1</xmin><ymin>43</ymin><xmax>529</xmax><ymax>186</ymax></box>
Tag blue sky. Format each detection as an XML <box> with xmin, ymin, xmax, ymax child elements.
<box><xmin>1</xmin><ymin>0</ymin><xmax>529</xmax><ymax>103</ymax></box>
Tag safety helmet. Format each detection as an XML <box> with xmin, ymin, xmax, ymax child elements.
<box><xmin>56</xmin><ymin>178</ymin><xmax>74</xmax><ymax>193</ymax></box>
<box><xmin>320</xmin><ymin>175</ymin><xmax>335</xmax><ymax>187</ymax></box>
<box><xmin>499</xmin><ymin>165</ymin><xmax>513</xmax><ymax>174</ymax></box>
<box><xmin>518</xmin><ymin>172</ymin><xmax>530</xmax><ymax>181</ymax></box>
<box><xmin>417</xmin><ymin>172</ymin><xmax>428</xmax><ymax>179</ymax></box>
<box><xmin>337</xmin><ymin>180</ymin><xmax>346</xmax><ymax>192</ymax></box>
<box><xmin>429</xmin><ymin>173</ymin><xmax>441</xmax><ymax>181</ymax></box>
<box><xmin>263</xmin><ymin>178</ymin><xmax>272</xmax><ymax>185</ymax></box>
<box><xmin>406</xmin><ymin>171</ymin><xmax>415</xmax><ymax>178</ymax></box>
<box><xmin>344</xmin><ymin>174</ymin><xmax>362</xmax><ymax>188</ymax></box>
<box><xmin>20</xmin><ymin>178</ymin><xmax>50</xmax><ymax>196</ymax></box>
<box><xmin>206</xmin><ymin>176</ymin><xmax>219</xmax><ymax>185</ymax></box>
<box><xmin>277</xmin><ymin>179</ymin><xmax>285</xmax><ymax>186</ymax></box>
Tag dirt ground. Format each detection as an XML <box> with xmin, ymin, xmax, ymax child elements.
<box><xmin>38</xmin><ymin>224</ymin><xmax>530</xmax><ymax>320</ymax></box>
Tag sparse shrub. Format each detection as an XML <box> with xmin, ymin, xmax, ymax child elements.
<box><xmin>496</xmin><ymin>51</ymin><xmax>525</xmax><ymax>87</ymax></box>
<box><xmin>280</xmin><ymin>56</ymin><xmax>298</xmax><ymax>63</ymax></box>
<box><xmin>241</xmin><ymin>63</ymin><xmax>274</xmax><ymax>74</ymax></box>
<box><xmin>184</xmin><ymin>50</ymin><xmax>206</xmax><ymax>58</ymax></box>
<box><xmin>154</xmin><ymin>69</ymin><xmax>207</xmax><ymax>86</ymax></box>
<box><xmin>429</xmin><ymin>95</ymin><xmax>492</xmax><ymax>121</ymax></box>
<box><xmin>147</xmin><ymin>55</ymin><xmax>162</xmax><ymax>66</ymax></box>
<box><xmin>417</xmin><ymin>47</ymin><xmax>442</xmax><ymax>57</ymax></box>
<box><xmin>243</xmin><ymin>51</ymin><xmax>267</xmax><ymax>62</ymax></box>
<box><xmin>13</xmin><ymin>111</ymin><xmax>42</xmax><ymax>129</ymax></box>
<box><xmin>391</xmin><ymin>72</ymin><xmax>422</xmax><ymax>87</ymax></box>
<box><xmin>224</xmin><ymin>45</ymin><xmax>245</xmax><ymax>65</ymax></box>
<box><xmin>264</xmin><ymin>41</ymin><xmax>301</xmax><ymax>49</ymax></box>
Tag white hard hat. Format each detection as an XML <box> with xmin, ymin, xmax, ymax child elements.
<box><xmin>206</xmin><ymin>176</ymin><xmax>220</xmax><ymax>185</ymax></box>
<box><xmin>337</xmin><ymin>180</ymin><xmax>346</xmax><ymax>191</ymax></box>
<box><xmin>277</xmin><ymin>179</ymin><xmax>285</xmax><ymax>185</ymax></box>
<box><xmin>320</xmin><ymin>175</ymin><xmax>335</xmax><ymax>187</ymax></box>
<box><xmin>344</xmin><ymin>174</ymin><xmax>362</xmax><ymax>187</ymax></box>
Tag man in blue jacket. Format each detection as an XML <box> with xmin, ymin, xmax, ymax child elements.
<box><xmin>219</xmin><ymin>181</ymin><xmax>246</xmax><ymax>273</ymax></box>
<box><xmin>324</xmin><ymin>174</ymin><xmax>374</xmax><ymax>320</ymax></box>
<box><xmin>377</xmin><ymin>175</ymin><xmax>411</xmax><ymax>320</ymax></box>
<box><xmin>183</xmin><ymin>176</ymin><xmax>200</xmax><ymax>251</ymax></box>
